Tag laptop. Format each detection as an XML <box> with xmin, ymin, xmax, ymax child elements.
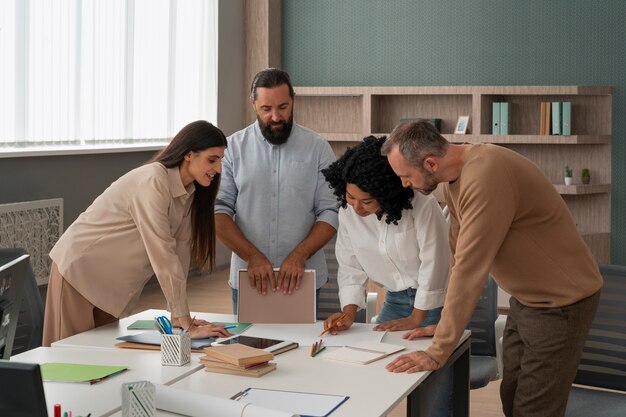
<box><xmin>237</xmin><ymin>269</ymin><xmax>316</xmax><ymax>323</ymax></box>
<box><xmin>0</xmin><ymin>361</ymin><xmax>48</xmax><ymax>417</ymax></box>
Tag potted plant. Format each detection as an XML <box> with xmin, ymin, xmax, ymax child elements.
<box><xmin>564</xmin><ymin>165</ymin><xmax>573</xmax><ymax>186</ymax></box>
<box><xmin>581</xmin><ymin>168</ymin><xmax>591</xmax><ymax>184</ymax></box>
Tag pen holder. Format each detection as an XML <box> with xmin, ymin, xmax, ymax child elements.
<box><xmin>161</xmin><ymin>332</ymin><xmax>191</xmax><ymax>366</ymax></box>
<box><xmin>121</xmin><ymin>381</ymin><xmax>156</xmax><ymax>417</ymax></box>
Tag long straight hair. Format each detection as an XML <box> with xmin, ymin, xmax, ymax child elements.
<box><xmin>150</xmin><ymin>120</ymin><xmax>227</xmax><ymax>271</ymax></box>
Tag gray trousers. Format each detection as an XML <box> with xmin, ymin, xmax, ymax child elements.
<box><xmin>500</xmin><ymin>290</ymin><xmax>600</xmax><ymax>417</ymax></box>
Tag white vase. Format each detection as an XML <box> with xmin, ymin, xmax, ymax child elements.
<box><xmin>564</xmin><ymin>177</ymin><xmax>573</xmax><ymax>186</ymax></box>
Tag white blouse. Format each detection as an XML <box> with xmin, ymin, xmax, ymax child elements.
<box><xmin>336</xmin><ymin>192</ymin><xmax>449</xmax><ymax>311</ymax></box>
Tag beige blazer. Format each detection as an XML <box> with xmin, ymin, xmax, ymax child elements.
<box><xmin>50</xmin><ymin>162</ymin><xmax>195</xmax><ymax>318</ymax></box>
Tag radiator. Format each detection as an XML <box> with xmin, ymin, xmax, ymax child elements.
<box><xmin>0</xmin><ymin>199</ymin><xmax>63</xmax><ymax>285</ymax></box>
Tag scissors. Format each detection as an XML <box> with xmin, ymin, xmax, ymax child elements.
<box><xmin>155</xmin><ymin>316</ymin><xmax>173</xmax><ymax>334</ymax></box>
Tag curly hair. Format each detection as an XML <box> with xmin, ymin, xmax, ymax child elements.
<box><xmin>322</xmin><ymin>136</ymin><xmax>414</xmax><ymax>224</ymax></box>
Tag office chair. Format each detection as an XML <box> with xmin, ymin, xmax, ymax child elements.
<box><xmin>468</xmin><ymin>276</ymin><xmax>505</xmax><ymax>389</ymax></box>
<box><xmin>0</xmin><ymin>248</ymin><xmax>44</xmax><ymax>358</ymax></box>
<box><xmin>317</xmin><ymin>236</ymin><xmax>377</xmax><ymax>323</ymax></box>
<box><xmin>565</xmin><ymin>264</ymin><xmax>626</xmax><ymax>417</ymax></box>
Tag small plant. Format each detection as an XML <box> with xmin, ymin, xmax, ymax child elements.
<box><xmin>581</xmin><ymin>168</ymin><xmax>590</xmax><ymax>184</ymax></box>
<box><xmin>565</xmin><ymin>165</ymin><xmax>573</xmax><ymax>177</ymax></box>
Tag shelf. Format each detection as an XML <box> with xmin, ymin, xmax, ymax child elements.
<box><xmin>294</xmin><ymin>85</ymin><xmax>611</xmax><ymax>263</ymax></box>
<box><xmin>553</xmin><ymin>184</ymin><xmax>611</xmax><ymax>195</ymax></box>
<box><xmin>445</xmin><ymin>135</ymin><xmax>610</xmax><ymax>145</ymax></box>
<box><xmin>319</xmin><ymin>133</ymin><xmax>363</xmax><ymax>142</ymax></box>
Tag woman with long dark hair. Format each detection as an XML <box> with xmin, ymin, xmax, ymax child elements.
<box><xmin>43</xmin><ymin>120</ymin><xmax>231</xmax><ymax>345</ymax></box>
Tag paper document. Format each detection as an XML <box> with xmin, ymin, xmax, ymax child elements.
<box><xmin>322</xmin><ymin>341</ymin><xmax>405</xmax><ymax>364</ymax></box>
<box><xmin>232</xmin><ymin>387</ymin><xmax>349</xmax><ymax>417</ymax></box>
<box><xmin>154</xmin><ymin>384</ymin><xmax>296</xmax><ymax>417</ymax></box>
<box><xmin>238</xmin><ymin>322</ymin><xmax>384</xmax><ymax>347</ymax></box>
<box><xmin>41</xmin><ymin>362</ymin><xmax>127</xmax><ymax>384</ymax></box>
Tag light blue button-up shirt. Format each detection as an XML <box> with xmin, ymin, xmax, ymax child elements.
<box><xmin>215</xmin><ymin>121</ymin><xmax>339</xmax><ymax>289</ymax></box>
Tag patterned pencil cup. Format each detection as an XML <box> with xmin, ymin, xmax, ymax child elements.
<box><xmin>161</xmin><ymin>332</ymin><xmax>191</xmax><ymax>366</ymax></box>
<box><xmin>121</xmin><ymin>381</ymin><xmax>156</xmax><ymax>417</ymax></box>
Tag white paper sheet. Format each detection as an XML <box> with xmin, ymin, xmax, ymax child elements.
<box><xmin>234</xmin><ymin>387</ymin><xmax>349</xmax><ymax>417</ymax></box>
<box><xmin>234</xmin><ymin>322</ymin><xmax>385</xmax><ymax>347</ymax></box>
<box><xmin>154</xmin><ymin>384</ymin><xmax>297</xmax><ymax>417</ymax></box>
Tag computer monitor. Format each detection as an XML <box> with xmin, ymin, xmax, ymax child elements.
<box><xmin>0</xmin><ymin>361</ymin><xmax>48</xmax><ymax>417</ymax></box>
<box><xmin>0</xmin><ymin>253</ymin><xmax>29</xmax><ymax>359</ymax></box>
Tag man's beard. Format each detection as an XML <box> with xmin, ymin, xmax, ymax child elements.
<box><xmin>259</xmin><ymin>115</ymin><xmax>293</xmax><ymax>145</ymax></box>
<box><xmin>415</xmin><ymin>170</ymin><xmax>439</xmax><ymax>195</ymax></box>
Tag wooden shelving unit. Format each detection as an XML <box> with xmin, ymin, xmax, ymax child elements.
<box><xmin>294</xmin><ymin>85</ymin><xmax>612</xmax><ymax>262</ymax></box>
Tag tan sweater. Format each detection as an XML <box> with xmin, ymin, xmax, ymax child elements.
<box><xmin>50</xmin><ymin>163</ymin><xmax>194</xmax><ymax>318</ymax></box>
<box><xmin>426</xmin><ymin>144</ymin><xmax>602</xmax><ymax>365</ymax></box>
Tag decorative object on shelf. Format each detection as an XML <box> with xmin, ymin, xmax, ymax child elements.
<box><xmin>454</xmin><ymin>115</ymin><xmax>470</xmax><ymax>134</ymax></box>
<box><xmin>564</xmin><ymin>165</ymin><xmax>573</xmax><ymax>186</ymax></box>
<box><xmin>581</xmin><ymin>168</ymin><xmax>591</xmax><ymax>185</ymax></box>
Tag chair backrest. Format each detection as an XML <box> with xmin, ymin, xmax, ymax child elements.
<box><xmin>0</xmin><ymin>249</ymin><xmax>43</xmax><ymax>358</ymax></box>
<box><xmin>573</xmin><ymin>264</ymin><xmax>626</xmax><ymax>391</ymax></box>
<box><xmin>0</xmin><ymin>250</ymin><xmax>29</xmax><ymax>359</ymax></box>
<box><xmin>468</xmin><ymin>276</ymin><xmax>498</xmax><ymax>357</ymax></box>
<box><xmin>317</xmin><ymin>236</ymin><xmax>366</xmax><ymax>323</ymax></box>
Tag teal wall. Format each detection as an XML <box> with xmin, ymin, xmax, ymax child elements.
<box><xmin>282</xmin><ymin>0</ymin><xmax>626</xmax><ymax>264</ymax></box>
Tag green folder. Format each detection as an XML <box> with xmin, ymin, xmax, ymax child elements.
<box><xmin>213</xmin><ymin>322</ymin><xmax>252</xmax><ymax>334</ymax></box>
<box><xmin>126</xmin><ymin>319</ymin><xmax>158</xmax><ymax>330</ymax></box>
<box><xmin>41</xmin><ymin>363</ymin><xmax>127</xmax><ymax>384</ymax></box>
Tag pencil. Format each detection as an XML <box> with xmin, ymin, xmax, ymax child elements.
<box><xmin>319</xmin><ymin>313</ymin><xmax>347</xmax><ymax>337</ymax></box>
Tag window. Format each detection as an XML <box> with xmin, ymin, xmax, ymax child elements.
<box><xmin>0</xmin><ymin>0</ymin><xmax>217</xmax><ymax>149</ymax></box>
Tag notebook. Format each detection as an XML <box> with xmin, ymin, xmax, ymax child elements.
<box><xmin>203</xmin><ymin>343</ymin><xmax>274</xmax><ymax>367</ymax></box>
<box><xmin>322</xmin><ymin>341</ymin><xmax>406</xmax><ymax>365</ymax></box>
<box><xmin>238</xmin><ymin>269</ymin><xmax>316</xmax><ymax>323</ymax></box>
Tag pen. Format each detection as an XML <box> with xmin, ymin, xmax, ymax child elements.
<box><xmin>230</xmin><ymin>390</ymin><xmax>248</xmax><ymax>401</ymax></box>
<box><xmin>184</xmin><ymin>315</ymin><xmax>196</xmax><ymax>333</ymax></box>
<box><xmin>224</xmin><ymin>325</ymin><xmax>237</xmax><ymax>330</ymax></box>
<box><xmin>54</xmin><ymin>404</ymin><xmax>61</xmax><ymax>417</ymax></box>
<box><xmin>319</xmin><ymin>313</ymin><xmax>347</xmax><ymax>337</ymax></box>
<box><xmin>312</xmin><ymin>346</ymin><xmax>327</xmax><ymax>357</ymax></box>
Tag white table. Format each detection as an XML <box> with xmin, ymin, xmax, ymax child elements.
<box><xmin>168</xmin><ymin>330</ymin><xmax>470</xmax><ymax>417</ymax></box>
<box><xmin>43</xmin><ymin>310</ymin><xmax>471</xmax><ymax>417</ymax></box>
<box><xmin>11</xmin><ymin>346</ymin><xmax>202</xmax><ymax>417</ymax></box>
<box><xmin>52</xmin><ymin>309</ymin><xmax>237</xmax><ymax>351</ymax></box>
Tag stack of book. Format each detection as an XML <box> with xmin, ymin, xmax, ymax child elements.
<box><xmin>200</xmin><ymin>344</ymin><xmax>276</xmax><ymax>377</ymax></box>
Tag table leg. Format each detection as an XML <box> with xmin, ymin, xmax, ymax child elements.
<box><xmin>406</xmin><ymin>338</ymin><xmax>470</xmax><ymax>417</ymax></box>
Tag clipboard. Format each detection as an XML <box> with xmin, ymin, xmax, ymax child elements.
<box><xmin>237</xmin><ymin>269</ymin><xmax>316</xmax><ymax>323</ymax></box>
<box><xmin>231</xmin><ymin>387</ymin><xmax>349</xmax><ymax>417</ymax></box>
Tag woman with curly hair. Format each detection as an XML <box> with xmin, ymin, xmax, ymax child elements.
<box><xmin>321</xmin><ymin>136</ymin><xmax>449</xmax><ymax>335</ymax></box>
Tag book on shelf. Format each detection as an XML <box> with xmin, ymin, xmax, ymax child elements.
<box><xmin>562</xmin><ymin>101</ymin><xmax>572</xmax><ymax>135</ymax></box>
<box><xmin>492</xmin><ymin>102</ymin><xmax>501</xmax><ymax>134</ymax></box>
<box><xmin>540</xmin><ymin>101</ymin><xmax>552</xmax><ymax>135</ymax></box>
<box><xmin>203</xmin><ymin>343</ymin><xmax>274</xmax><ymax>367</ymax></box>
<box><xmin>322</xmin><ymin>341</ymin><xmax>406</xmax><ymax>365</ymax></box>
<box><xmin>552</xmin><ymin>102</ymin><xmax>562</xmax><ymax>135</ymax></box>
<box><xmin>499</xmin><ymin>102</ymin><xmax>510</xmax><ymax>135</ymax></box>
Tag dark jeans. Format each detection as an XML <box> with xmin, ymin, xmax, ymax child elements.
<box><xmin>500</xmin><ymin>291</ymin><xmax>600</xmax><ymax>417</ymax></box>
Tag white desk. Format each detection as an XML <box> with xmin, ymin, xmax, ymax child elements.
<box><xmin>52</xmin><ymin>309</ymin><xmax>237</xmax><ymax>351</ymax></box>
<box><xmin>41</xmin><ymin>310</ymin><xmax>470</xmax><ymax>417</ymax></box>
<box><xmin>169</xmin><ymin>330</ymin><xmax>470</xmax><ymax>417</ymax></box>
<box><xmin>11</xmin><ymin>346</ymin><xmax>202</xmax><ymax>417</ymax></box>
